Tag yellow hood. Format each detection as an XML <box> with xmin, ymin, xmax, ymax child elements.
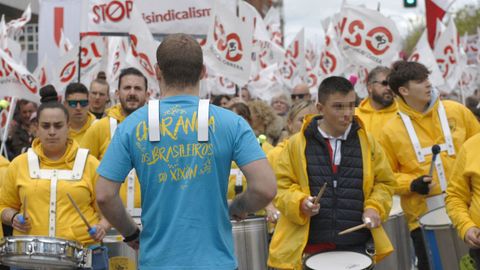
<box><xmin>396</xmin><ymin>95</ymin><xmax>439</xmax><ymax>120</ymax></box>
<box><xmin>357</xmin><ymin>98</ymin><xmax>398</xmax><ymax>114</ymax></box>
<box><xmin>106</xmin><ymin>104</ymin><xmax>126</xmax><ymax>122</ymax></box>
<box><xmin>31</xmin><ymin>138</ymin><xmax>79</xmax><ymax>168</ymax></box>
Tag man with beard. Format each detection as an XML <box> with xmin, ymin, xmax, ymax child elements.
<box><xmin>355</xmin><ymin>66</ymin><xmax>397</xmax><ymax>140</ymax></box>
<box><xmin>81</xmin><ymin>67</ymin><xmax>148</xmax><ymax>214</ymax></box>
<box><xmin>378</xmin><ymin>61</ymin><xmax>480</xmax><ymax>270</ymax></box>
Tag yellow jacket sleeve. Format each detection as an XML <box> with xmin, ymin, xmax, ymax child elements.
<box><xmin>379</xmin><ymin>130</ymin><xmax>417</xmax><ymax>195</ymax></box>
<box><xmin>445</xmin><ymin>144</ymin><xmax>476</xmax><ymax>240</ymax></box>
<box><xmin>364</xmin><ymin>137</ymin><xmax>396</xmax><ymax>221</ymax></box>
<box><xmin>0</xmin><ymin>162</ymin><xmax>21</xmax><ymax>214</ymax></box>
<box><xmin>274</xmin><ymin>139</ymin><xmax>309</xmax><ymax>226</ymax></box>
<box><xmin>80</xmin><ymin>124</ymin><xmax>101</xmax><ymax>159</ymax></box>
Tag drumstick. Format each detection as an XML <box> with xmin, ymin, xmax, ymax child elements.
<box><xmin>66</xmin><ymin>193</ymin><xmax>97</xmax><ymax>236</ymax></box>
<box><xmin>18</xmin><ymin>196</ymin><xmax>26</xmax><ymax>224</ymax></box>
<box><xmin>338</xmin><ymin>223</ymin><xmax>368</xmax><ymax>235</ymax></box>
<box><xmin>313</xmin><ymin>183</ymin><xmax>327</xmax><ymax>205</ymax></box>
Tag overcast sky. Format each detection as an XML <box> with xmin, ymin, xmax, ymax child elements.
<box><xmin>282</xmin><ymin>0</ymin><xmax>480</xmax><ymax>44</ymax></box>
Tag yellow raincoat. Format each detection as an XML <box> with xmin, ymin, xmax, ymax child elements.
<box><xmin>80</xmin><ymin>103</ymin><xmax>141</xmax><ymax>209</ymax></box>
<box><xmin>355</xmin><ymin>98</ymin><xmax>398</xmax><ymax>141</ymax></box>
<box><xmin>0</xmin><ymin>155</ymin><xmax>9</xmax><ymax>237</ymax></box>
<box><xmin>0</xmin><ymin>139</ymin><xmax>101</xmax><ymax>246</ymax></box>
<box><xmin>379</xmin><ymin>98</ymin><xmax>480</xmax><ymax>231</ymax></box>
<box><xmin>268</xmin><ymin>115</ymin><xmax>396</xmax><ymax>269</ymax></box>
<box><xmin>68</xmin><ymin>112</ymin><xmax>97</xmax><ymax>143</ymax></box>
<box><xmin>446</xmin><ymin>133</ymin><xmax>480</xmax><ymax>240</ymax></box>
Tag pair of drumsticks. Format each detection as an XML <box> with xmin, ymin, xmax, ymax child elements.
<box><xmin>312</xmin><ymin>183</ymin><xmax>371</xmax><ymax>236</ymax></box>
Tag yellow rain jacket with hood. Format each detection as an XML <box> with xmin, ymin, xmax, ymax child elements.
<box><xmin>0</xmin><ymin>139</ymin><xmax>101</xmax><ymax>246</ymax></box>
<box><xmin>446</xmin><ymin>133</ymin><xmax>480</xmax><ymax>240</ymax></box>
<box><xmin>355</xmin><ymin>98</ymin><xmax>398</xmax><ymax>141</ymax></box>
<box><xmin>379</xmin><ymin>94</ymin><xmax>480</xmax><ymax>231</ymax></box>
<box><xmin>80</xmin><ymin>104</ymin><xmax>141</xmax><ymax>209</ymax></box>
<box><xmin>268</xmin><ymin>115</ymin><xmax>396</xmax><ymax>269</ymax></box>
<box><xmin>69</xmin><ymin>112</ymin><xmax>97</xmax><ymax>143</ymax></box>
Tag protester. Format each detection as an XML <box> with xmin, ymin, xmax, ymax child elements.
<box><xmin>291</xmin><ymin>83</ymin><xmax>312</xmax><ymax>103</ymax></box>
<box><xmin>379</xmin><ymin>61</ymin><xmax>480</xmax><ymax>270</ymax></box>
<box><xmin>271</xmin><ymin>92</ymin><xmax>291</xmax><ymax>117</ymax></box>
<box><xmin>7</xmin><ymin>99</ymin><xmax>37</xmax><ymax>159</ymax></box>
<box><xmin>95</xmin><ymin>33</ymin><xmax>276</xmax><ymax>269</ymax></box>
<box><xmin>88</xmin><ymin>77</ymin><xmax>110</xmax><ymax>120</ymax></box>
<box><xmin>268</xmin><ymin>76</ymin><xmax>396</xmax><ymax>269</ymax></box>
<box><xmin>355</xmin><ymin>66</ymin><xmax>397</xmax><ymax>140</ymax></box>
<box><xmin>0</xmin><ymin>86</ymin><xmax>109</xmax><ymax>266</ymax></box>
<box><xmin>64</xmin><ymin>83</ymin><xmax>97</xmax><ymax>143</ymax></box>
<box><xmin>249</xmin><ymin>100</ymin><xmax>284</xmax><ymax>146</ymax></box>
<box><xmin>81</xmin><ymin>67</ymin><xmax>147</xmax><ymax>212</ymax></box>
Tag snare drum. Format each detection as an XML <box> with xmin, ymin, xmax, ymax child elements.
<box><xmin>419</xmin><ymin>207</ymin><xmax>469</xmax><ymax>270</ymax></box>
<box><xmin>103</xmin><ymin>217</ymin><xmax>141</xmax><ymax>270</ymax></box>
<box><xmin>376</xmin><ymin>195</ymin><xmax>413</xmax><ymax>270</ymax></box>
<box><xmin>231</xmin><ymin>216</ymin><xmax>268</xmax><ymax>270</ymax></box>
<box><xmin>0</xmin><ymin>236</ymin><xmax>87</xmax><ymax>269</ymax></box>
<box><xmin>304</xmin><ymin>251</ymin><xmax>374</xmax><ymax>270</ymax></box>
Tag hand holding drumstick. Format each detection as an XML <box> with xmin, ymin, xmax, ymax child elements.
<box><xmin>301</xmin><ymin>183</ymin><xmax>327</xmax><ymax>217</ymax></box>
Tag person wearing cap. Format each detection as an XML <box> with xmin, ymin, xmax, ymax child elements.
<box><xmin>0</xmin><ymin>86</ymin><xmax>110</xmax><ymax>268</ymax></box>
<box><xmin>64</xmin><ymin>83</ymin><xmax>97</xmax><ymax>143</ymax></box>
<box><xmin>378</xmin><ymin>61</ymin><xmax>480</xmax><ymax>270</ymax></box>
<box><xmin>95</xmin><ymin>33</ymin><xmax>276</xmax><ymax>269</ymax></box>
<box><xmin>268</xmin><ymin>76</ymin><xmax>396</xmax><ymax>269</ymax></box>
<box><xmin>355</xmin><ymin>66</ymin><xmax>397</xmax><ymax>140</ymax></box>
<box><xmin>80</xmin><ymin>67</ymin><xmax>148</xmax><ymax>213</ymax></box>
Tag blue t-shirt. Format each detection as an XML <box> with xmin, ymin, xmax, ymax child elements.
<box><xmin>97</xmin><ymin>95</ymin><xmax>265</xmax><ymax>270</ymax></box>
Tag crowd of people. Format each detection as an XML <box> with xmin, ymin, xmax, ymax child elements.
<box><xmin>0</xmin><ymin>33</ymin><xmax>480</xmax><ymax>270</ymax></box>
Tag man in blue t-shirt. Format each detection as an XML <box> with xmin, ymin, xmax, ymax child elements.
<box><xmin>96</xmin><ymin>33</ymin><xmax>277</xmax><ymax>270</ymax></box>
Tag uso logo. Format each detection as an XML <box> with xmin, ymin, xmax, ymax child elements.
<box><xmin>59</xmin><ymin>61</ymin><xmax>77</xmax><ymax>83</ymax></box>
<box><xmin>212</xmin><ymin>17</ymin><xmax>244</xmax><ymax>63</ymax></box>
<box><xmin>338</xmin><ymin>17</ymin><xmax>394</xmax><ymax>56</ymax></box>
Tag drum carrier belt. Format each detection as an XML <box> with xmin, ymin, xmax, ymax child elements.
<box><xmin>398</xmin><ymin>101</ymin><xmax>454</xmax><ymax>210</ymax></box>
<box><xmin>27</xmin><ymin>148</ymin><xmax>89</xmax><ymax>237</ymax></box>
<box><xmin>110</xmin><ymin>117</ymin><xmax>141</xmax><ymax>217</ymax></box>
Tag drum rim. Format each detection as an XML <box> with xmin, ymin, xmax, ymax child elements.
<box><xmin>0</xmin><ymin>236</ymin><xmax>83</xmax><ymax>249</ymax></box>
<box><xmin>418</xmin><ymin>206</ymin><xmax>452</xmax><ymax>227</ymax></box>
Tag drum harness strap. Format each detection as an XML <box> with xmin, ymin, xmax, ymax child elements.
<box><xmin>398</xmin><ymin>101</ymin><xmax>454</xmax><ymax>210</ymax></box>
<box><xmin>27</xmin><ymin>148</ymin><xmax>89</xmax><ymax>237</ymax></box>
<box><xmin>110</xmin><ymin>117</ymin><xmax>141</xmax><ymax>217</ymax></box>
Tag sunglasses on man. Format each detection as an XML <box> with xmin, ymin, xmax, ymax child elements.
<box><xmin>67</xmin><ymin>100</ymin><xmax>89</xmax><ymax>108</ymax></box>
<box><xmin>372</xmin><ymin>80</ymin><xmax>389</xmax><ymax>86</ymax></box>
<box><xmin>291</xmin><ymin>94</ymin><xmax>307</xmax><ymax>100</ymax></box>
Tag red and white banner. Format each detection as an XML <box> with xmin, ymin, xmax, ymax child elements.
<box><xmin>38</xmin><ymin>0</ymin><xmax>82</xmax><ymax>68</ymax></box>
<box><xmin>426</xmin><ymin>0</ymin><xmax>453</xmax><ymax>48</ymax></box>
<box><xmin>81</xmin><ymin>0</ymin><xmax>234</xmax><ymax>35</ymax></box>
<box><xmin>457</xmin><ymin>65</ymin><xmax>479</xmax><ymax>98</ymax></box>
<box><xmin>0</xmin><ymin>49</ymin><xmax>40</xmax><ymax>103</ymax></box>
<box><xmin>125</xmin><ymin>15</ymin><xmax>160</xmax><ymax>97</ymax></box>
<box><xmin>204</xmin><ymin>0</ymin><xmax>253</xmax><ymax>87</ymax></box>
<box><xmin>264</xmin><ymin>6</ymin><xmax>282</xmax><ymax>46</ymax></box>
<box><xmin>238</xmin><ymin>1</ymin><xmax>270</xmax><ymax>43</ymax></box>
<box><xmin>106</xmin><ymin>36</ymin><xmax>128</xmax><ymax>92</ymax></box>
<box><xmin>6</xmin><ymin>4</ymin><xmax>32</xmax><ymax>37</ymax></box>
<box><xmin>338</xmin><ymin>5</ymin><xmax>401</xmax><ymax>69</ymax></box>
<box><xmin>34</xmin><ymin>57</ymin><xmax>52</xmax><ymax>88</ymax></box>
<box><xmin>319</xmin><ymin>24</ymin><xmax>346</xmax><ymax>77</ymax></box>
<box><xmin>247</xmin><ymin>64</ymin><xmax>283</xmax><ymax>101</ymax></box>
<box><xmin>279</xmin><ymin>28</ymin><xmax>305</xmax><ymax>89</ymax></box>
<box><xmin>434</xmin><ymin>19</ymin><xmax>464</xmax><ymax>91</ymax></box>
<box><xmin>409</xmin><ymin>31</ymin><xmax>445</xmax><ymax>87</ymax></box>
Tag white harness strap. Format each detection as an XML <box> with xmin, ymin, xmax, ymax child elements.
<box><xmin>230</xmin><ymin>168</ymin><xmax>243</xmax><ymax>187</ymax></box>
<box><xmin>109</xmin><ymin>117</ymin><xmax>118</xmax><ymax>139</ymax></box>
<box><xmin>147</xmin><ymin>99</ymin><xmax>210</xmax><ymax>142</ymax></box>
<box><xmin>27</xmin><ymin>148</ymin><xmax>89</xmax><ymax>237</ymax></box>
<box><xmin>109</xmin><ymin>117</ymin><xmax>140</xmax><ymax>216</ymax></box>
<box><xmin>398</xmin><ymin>102</ymin><xmax>454</xmax><ymax>199</ymax></box>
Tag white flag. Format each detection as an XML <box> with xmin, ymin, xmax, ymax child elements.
<box><xmin>6</xmin><ymin>4</ymin><xmax>32</xmax><ymax>36</ymax></box>
<box><xmin>279</xmin><ymin>28</ymin><xmax>305</xmax><ymax>88</ymax></box>
<box><xmin>106</xmin><ymin>36</ymin><xmax>128</xmax><ymax>90</ymax></box>
<box><xmin>238</xmin><ymin>1</ymin><xmax>270</xmax><ymax>43</ymax></box>
<box><xmin>59</xmin><ymin>30</ymin><xmax>74</xmax><ymax>56</ymax></box>
<box><xmin>0</xmin><ymin>49</ymin><xmax>40</xmax><ymax>103</ymax></box>
<box><xmin>338</xmin><ymin>5</ymin><xmax>401</xmax><ymax>69</ymax></box>
<box><xmin>204</xmin><ymin>0</ymin><xmax>253</xmax><ymax>87</ymax></box>
<box><xmin>264</xmin><ymin>7</ymin><xmax>282</xmax><ymax>46</ymax></box>
<box><xmin>457</xmin><ymin>65</ymin><xmax>479</xmax><ymax>97</ymax></box>
<box><xmin>409</xmin><ymin>30</ymin><xmax>445</xmax><ymax>87</ymax></box>
<box><xmin>81</xmin><ymin>0</ymin><xmax>134</xmax><ymax>34</ymax></box>
<box><xmin>434</xmin><ymin>19</ymin><xmax>463</xmax><ymax>91</ymax></box>
<box><xmin>34</xmin><ymin>57</ymin><xmax>52</xmax><ymax>88</ymax></box>
<box><xmin>319</xmin><ymin>29</ymin><xmax>346</xmax><ymax>77</ymax></box>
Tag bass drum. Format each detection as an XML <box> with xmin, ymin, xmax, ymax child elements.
<box><xmin>0</xmin><ymin>236</ymin><xmax>87</xmax><ymax>269</ymax></box>
<box><xmin>231</xmin><ymin>216</ymin><xmax>268</xmax><ymax>270</ymax></box>
<box><xmin>103</xmin><ymin>217</ymin><xmax>142</xmax><ymax>270</ymax></box>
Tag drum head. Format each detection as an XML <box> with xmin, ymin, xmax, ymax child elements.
<box><xmin>419</xmin><ymin>207</ymin><xmax>452</xmax><ymax>228</ymax></box>
<box><xmin>305</xmin><ymin>251</ymin><xmax>372</xmax><ymax>270</ymax></box>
